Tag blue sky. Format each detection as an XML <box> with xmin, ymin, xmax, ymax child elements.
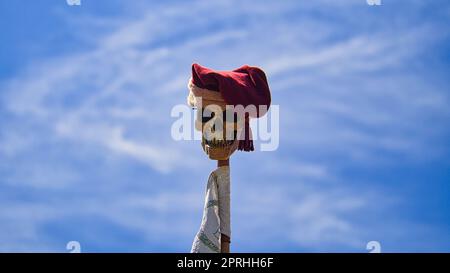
<box><xmin>0</xmin><ymin>0</ymin><xmax>449</xmax><ymax>252</ymax></box>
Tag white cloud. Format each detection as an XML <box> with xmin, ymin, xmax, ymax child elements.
<box><xmin>1</xmin><ymin>0</ymin><xmax>449</xmax><ymax>252</ymax></box>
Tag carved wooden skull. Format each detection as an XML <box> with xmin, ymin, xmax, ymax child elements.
<box><xmin>188</xmin><ymin>79</ymin><xmax>243</xmax><ymax>160</ymax></box>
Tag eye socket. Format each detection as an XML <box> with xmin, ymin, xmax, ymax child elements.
<box><xmin>200</xmin><ymin>108</ymin><xmax>241</xmax><ymax>124</ymax></box>
<box><xmin>201</xmin><ymin>109</ymin><xmax>215</xmax><ymax>123</ymax></box>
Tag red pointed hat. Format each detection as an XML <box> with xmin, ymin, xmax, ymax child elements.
<box><xmin>190</xmin><ymin>63</ymin><xmax>271</xmax><ymax>152</ymax></box>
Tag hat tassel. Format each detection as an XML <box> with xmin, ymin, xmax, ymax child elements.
<box><xmin>238</xmin><ymin>120</ymin><xmax>254</xmax><ymax>152</ymax></box>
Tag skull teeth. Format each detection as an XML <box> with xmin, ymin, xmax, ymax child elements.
<box><xmin>203</xmin><ymin>139</ymin><xmax>234</xmax><ymax>147</ymax></box>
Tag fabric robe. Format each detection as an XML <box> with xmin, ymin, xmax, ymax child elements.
<box><xmin>191</xmin><ymin>166</ymin><xmax>231</xmax><ymax>253</ymax></box>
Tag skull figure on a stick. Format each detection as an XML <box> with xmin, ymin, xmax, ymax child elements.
<box><xmin>187</xmin><ymin>63</ymin><xmax>271</xmax><ymax>253</ymax></box>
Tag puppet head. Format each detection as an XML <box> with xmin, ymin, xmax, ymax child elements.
<box><xmin>187</xmin><ymin>63</ymin><xmax>271</xmax><ymax>160</ymax></box>
<box><xmin>188</xmin><ymin>80</ymin><xmax>242</xmax><ymax>160</ymax></box>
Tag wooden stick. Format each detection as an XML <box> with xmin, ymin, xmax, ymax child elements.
<box><xmin>217</xmin><ymin>159</ymin><xmax>230</xmax><ymax>253</ymax></box>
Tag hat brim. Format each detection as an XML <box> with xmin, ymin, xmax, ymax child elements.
<box><xmin>187</xmin><ymin>78</ymin><xmax>227</xmax><ymax>109</ymax></box>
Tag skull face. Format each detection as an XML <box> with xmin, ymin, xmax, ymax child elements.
<box><xmin>195</xmin><ymin>105</ymin><xmax>243</xmax><ymax>160</ymax></box>
<box><xmin>188</xmin><ymin>78</ymin><xmax>243</xmax><ymax>160</ymax></box>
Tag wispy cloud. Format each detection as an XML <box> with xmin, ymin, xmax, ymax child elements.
<box><xmin>1</xmin><ymin>0</ymin><xmax>449</xmax><ymax>252</ymax></box>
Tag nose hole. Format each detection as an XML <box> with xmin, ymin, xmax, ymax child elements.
<box><xmin>212</xmin><ymin>124</ymin><xmax>215</xmax><ymax>132</ymax></box>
